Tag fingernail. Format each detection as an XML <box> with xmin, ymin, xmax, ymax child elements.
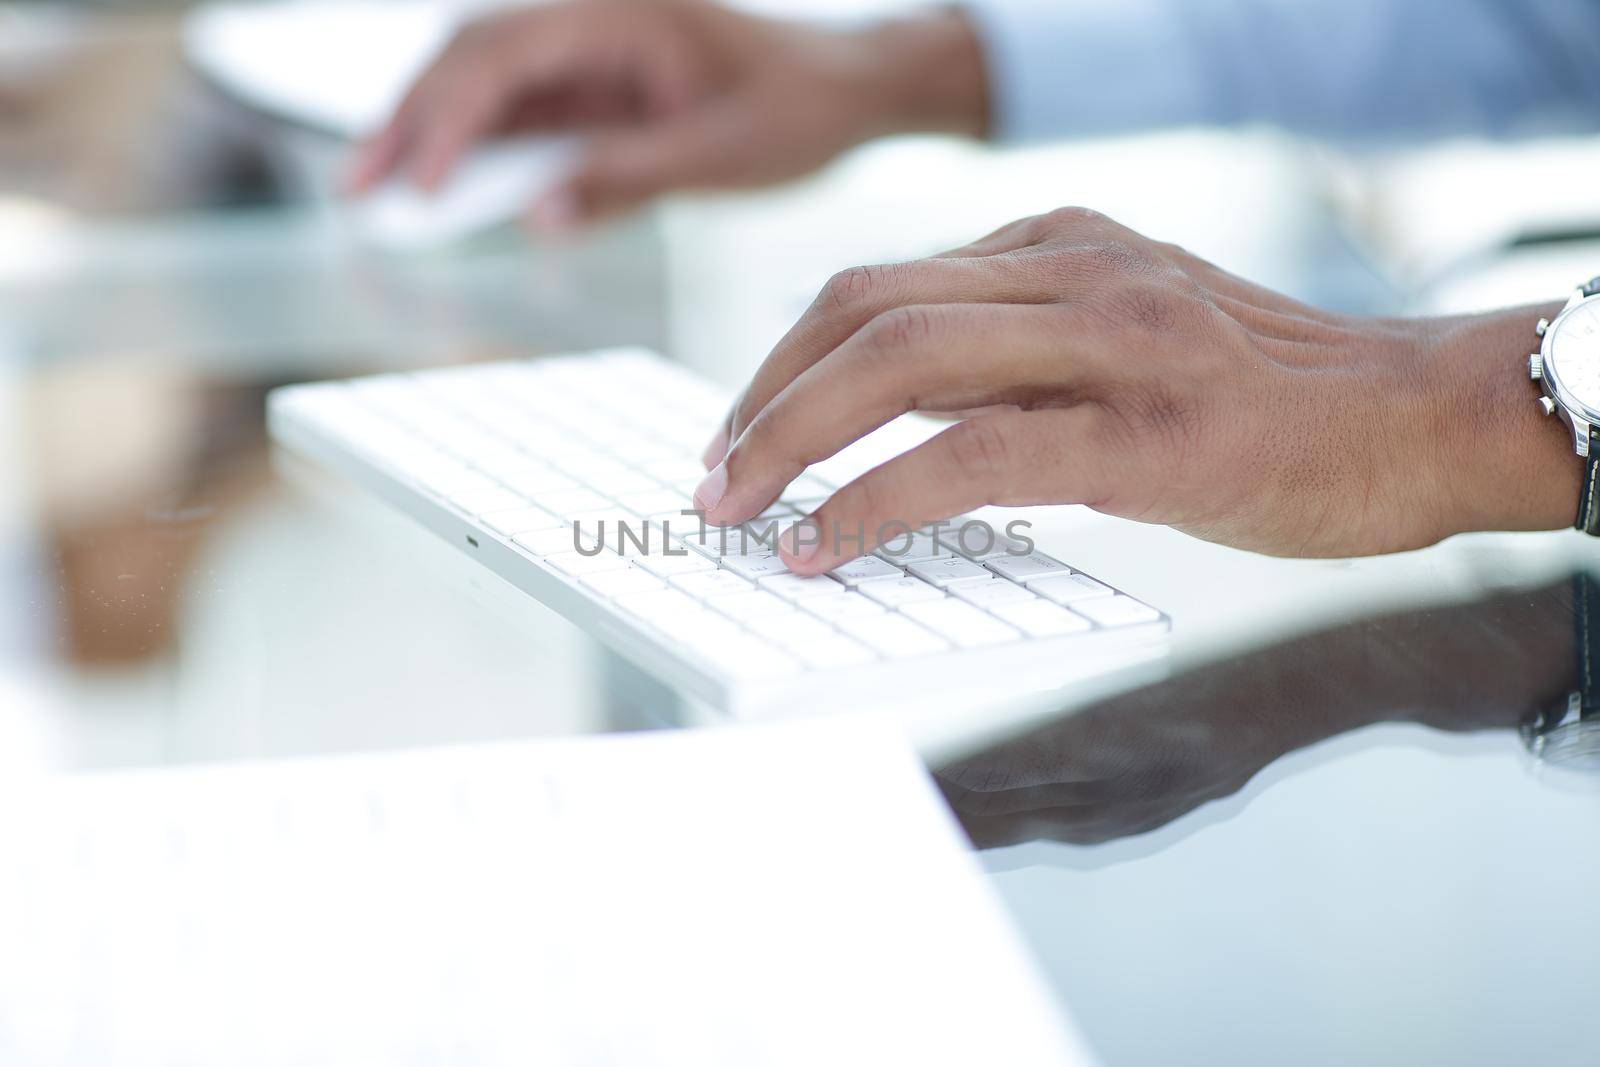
<box><xmin>693</xmin><ymin>463</ymin><xmax>728</xmax><ymax>515</ymax></box>
<box><xmin>781</xmin><ymin>519</ymin><xmax>821</xmax><ymax>566</ymax></box>
<box><xmin>701</xmin><ymin>426</ymin><xmax>729</xmax><ymax>469</ymax></box>
<box><xmin>530</xmin><ymin>187</ymin><xmax>581</xmax><ymax>232</ymax></box>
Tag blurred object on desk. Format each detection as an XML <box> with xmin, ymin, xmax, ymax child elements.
<box><xmin>0</xmin><ymin>208</ymin><xmax>667</xmax><ymax>371</ymax></box>
<box><xmin>1333</xmin><ymin>139</ymin><xmax>1600</xmax><ymax>290</ymax></box>
<box><xmin>24</xmin><ymin>357</ymin><xmax>276</xmax><ymax>664</ymax></box>
<box><xmin>0</xmin><ymin>7</ymin><xmax>291</xmax><ymax>215</ymax></box>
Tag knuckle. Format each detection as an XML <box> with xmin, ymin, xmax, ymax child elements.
<box><xmin>1050</xmin><ymin>240</ymin><xmax>1155</xmax><ymax>281</ymax></box>
<box><xmin>1106</xmin><ymin>384</ymin><xmax>1206</xmax><ymax>452</ymax></box>
<box><xmin>1154</xmin><ymin>239</ymin><xmax>1192</xmax><ymax>264</ymax></box>
<box><xmin>1114</xmin><ymin>281</ymin><xmax>1183</xmax><ymax>334</ymax></box>
<box><xmin>820</xmin><ymin>263</ymin><xmax>896</xmax><ymax>314</ymax></box>
<box><xmin>1044</xmin><ymin>205</ymin><xmax>1110</xmax><ymax>234</ymax></box>
<box><xmin>857</xmin><ymin>305</ymin><xmax>939</xmax><ymax>356</ymax></box>
<box><xmin>948</xmin><ymin>419</ymin><xmax>1014</xmax><ymax>482</ymax></box>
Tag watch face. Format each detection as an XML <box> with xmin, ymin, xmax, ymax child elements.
<box><xmin>1550</xmin><ymin>300</ymin><xmax>1600</xmax><ymax>414</ymax></box>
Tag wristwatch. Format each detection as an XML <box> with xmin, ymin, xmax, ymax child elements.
<box><xmin>1521</xmin><ymin>572</ymin><xmax>1600</xmax><ymax>770</ymax></box>
<box><xmin>1530</xmin><ymin>276</ymin><xmax>1600</xmax><ymax>534</ymax></box>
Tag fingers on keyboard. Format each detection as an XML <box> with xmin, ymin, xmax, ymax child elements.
<box><xmin>292</xmin><ymin>354</ymin><xmax>1165</xmax><ymax>690</ymax></box>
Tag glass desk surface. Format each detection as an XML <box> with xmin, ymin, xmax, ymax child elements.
<box><xmin>5</xmin><ymin>32</ymin><xmax>1599</xmax><ymax>1055</ymax></box>
<box><xmin>8</xmin><ymin>223</ymin><xmax>1598</xmax><ymax>1065</ymax></box>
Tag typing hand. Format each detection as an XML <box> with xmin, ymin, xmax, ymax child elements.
<box><xmin>347</xmin><ymin>0</ymin><xmax>986</xmax><ymax>228</ymax></box>
<box><xmin>697</xmin><ymin>207</ymin><xmax>1579</xmax><ymax>569</ymax></box>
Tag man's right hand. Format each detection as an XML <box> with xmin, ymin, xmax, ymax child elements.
<box><xmin>346</xmin><ymin>0</ymin><xmax>989</xmax><ymax>229</ymax></box>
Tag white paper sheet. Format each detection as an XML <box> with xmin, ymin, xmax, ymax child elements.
<box><xmin>0</xmin><ymin>720</ymin><xmax>1094</xmax><ymax>1066</ymax></box>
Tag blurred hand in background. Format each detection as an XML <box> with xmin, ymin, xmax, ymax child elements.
<box><xmin>347</xmin><ymin>0</ymin><xmax>987</xmax><ymax>228</ymax></box>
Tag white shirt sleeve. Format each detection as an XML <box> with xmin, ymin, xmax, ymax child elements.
<box><xmin>964</xmin><ymin>0</ymin><xmax>1600</xmax><ymax>143</ymax></box>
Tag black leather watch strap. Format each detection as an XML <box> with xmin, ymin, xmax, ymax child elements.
<box><xmin>1576</xmin><ymin>571</ymin><xmax>1600</xmax><ymax>715</ymax></box>
<box><xmin>1579</xmin><ymin>426</ymin><xmax>1600</xmax><ymax>536</ymax></box>
<box><xmin>1567</xmin><ymin>284</ymin><xmax>1600</xmax><ymax>535</ymax></box>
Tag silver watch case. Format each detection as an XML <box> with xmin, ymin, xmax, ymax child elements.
<box><xmin>1534</xmin><ymin>287</ymin><xmax>1599</xmax><ymax>458</ymax></box>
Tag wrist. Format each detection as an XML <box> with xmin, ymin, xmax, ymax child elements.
<box><xmin>843</xmin><ymin>8</ymin><xmax>990</xmax><ymax>140</ymax></box>
<box><xmin>1419</xmin><ymin>302</ymin><xmax>1582</xmax><ymax>537</ymax></box>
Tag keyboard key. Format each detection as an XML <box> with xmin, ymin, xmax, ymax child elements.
<box><xmin>984</xmin><ymin>551</ymin><xmax>1072</xmax><ymax>584</ymax></box>
<box><xmin>906</xmin><ymin>556</ymin><xmax>994</xmax><ymax>587</ymax></box>
<box><xmin>605</xmin><ymin>516</ymin><xmax>676</xmax><ymax>557</ymax></box>
<box><xmin>762</xmin><ymin>614</ymin><xmax>860</xmax><ymax>654</ymax></box>
<box><xmin>837</xmin><ymin>614</ymin><xmax>950</xmax><ymax>658</ymax></box>
<box><xmin>480</xmin><ymin>506</ymin><xmax>563</xmax><ymax>536</ymax></box>
<box><xmin>678</xmin><ymin>525</ymin><xmax>752</xmax><ymax>559</ymax></box>
<box><xmin>874</xmin><ymin>531</ymin><xmax>957</xmax><ymax>564</ymax></box>
<box><xmin>547</xmin><ymin>450</ymin><xmax>629</xmax><ymax>478</ymax></box>
<box><xmin>1071</xmin><ymin>595</ymin><xmax>1162</xmax><ymax>628</ymax></box>
<box><xmin>857</xmin><ymin>576</ymin><xmax>945</xmax><ymax>608</ymax></box>
<box><xmin>535</xmin><ymin>487</ymin><xmax>615</xmax><ymax>519</ymax></box>
<box><xmin>988</xmin><ymin>599</ymin><xmax>1092</xmax><ymax>637</ymax></box>
<box><xmin>614</xmin><ymin>588</ymin><xmax>710</xmax><ymax>628</ymax></box>
<box><xmin>574</xmin><ymin>460</ymin><xmax>658</xmax><ymax>496</ymax></box>
<box><xmin>801</xmin><ymin>593</ymin><xmax>886</xmax><ymax>623</ymax></box>
<box><xmin>606</xmin><ymin>437</ymin><xmax>682</xmax><ymax>465</ymax></box>
<box><xmin>670</xmin><ymin>570</ymin><xmax>755</xmax><ymax>600</ymax></box>
<box><xmin>680</xmin><ymin>612</ymin><xmax>762</xmax><ymax>649</ymax></box>
<box><xmin>758</xmin><ymin>572</ymin><xmax>847</xmax><ymax>600</ymax></box>
<box><xmin>900</xmin><ymin>599</ymin><xmax>1023</xmax><ymax>648</ymax></box>
<box><xmin>567</xmin><ymin>509</ymin><xmax>652</xmax><ymax>553</ymax></box>
<box><xmin>787</xmin><ymin>635</ymin><xmax>877</xmax><ymax>670</ymax></box>
<box><xmin>546</xmin><ymin>550</ymin><xmax>631</xmax><ymax>577</ymax></box>
<box><xmin>739</xmin><ymin>516</ymin><xmax>789</xmax><ymax>550</ymax></box>
<box><xmin>651</xmin><ymin>514</ymin><xmax>705</xmax><ymax>546</ymax></box>
<box><xmin>453</xmin><ymin>443</ymin><xmax>533</xmax><ymax>477</ymax></box>
<box><xmin>581</xmin><ymin>567</ymin><xmax>669</xmax><ymax>598</ymax></box>
<box><xmin>696</xmin><ymin>635</ymin><xmax>802</xmax><ymax>681</ymax></box>
<box><xmin>616</xmin><ymin>488</ymin><xmax>692</xmax><ymax>519</ymax></box>
<box><xmin>950</xmin><ymin>579</ymin><xmax>1038</xmax><ymax>608</ymax></box>
<box><xmin>494</xmin><ymin>463</ymin><xmax>579</xmax><ymax>496</ymax></box>
<box><xmin>418</xmin><ymin>465</ymin><xmax>500</xmax><ymax>495</ymax></box>
<box><xmin>1029</xmin><ymin>572</ymin><xmax>1114</xmax><ymax>604</ymax></box>
<box><xmin>706</xmin><ymin>590</ymin><xmax>796</xmax><ymax>625</ymax></box>
<box><xmin>445</xmin><ymin>486</ymin><xmax>528</xmax><ymax>515</ymax></box>
<box><xmin>720</xmin><ymin>551</ymin><xmax>792</xmax><ymax>580</ymax></box>
<box><xmin>641</xmin><ymin>457</ymin><xmax>707</xmax><ymax>484</ymax></box>
<box><xmin>829</xmin><ymin>556</ymin><xmax>902</xmax><ymax>586</ymax></box>
<box><xmin>936</xmin><ymin>525</ymin><xmax>1033</xmax><ymax>561</ymax></box>
<box><xmin>632</xmin><ymin>548</ymin><xmax>716</xmax><ymax>579</ymax></box>
<box><xmin>512</xmin><ymin>528</ymin><xmax>587</xmax><ymax>556</ymax></box>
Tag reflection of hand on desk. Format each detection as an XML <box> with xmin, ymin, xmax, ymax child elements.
<box><xmin>936</xmin><ymin>579</ymin><xmax>1578</xmax><ymax>848</ymax></box>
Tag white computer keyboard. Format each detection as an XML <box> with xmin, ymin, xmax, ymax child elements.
<box><xmin>267</xmin><ymin>349</ymin><xmax>1169</xmax><ymax>714</ymax></box>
